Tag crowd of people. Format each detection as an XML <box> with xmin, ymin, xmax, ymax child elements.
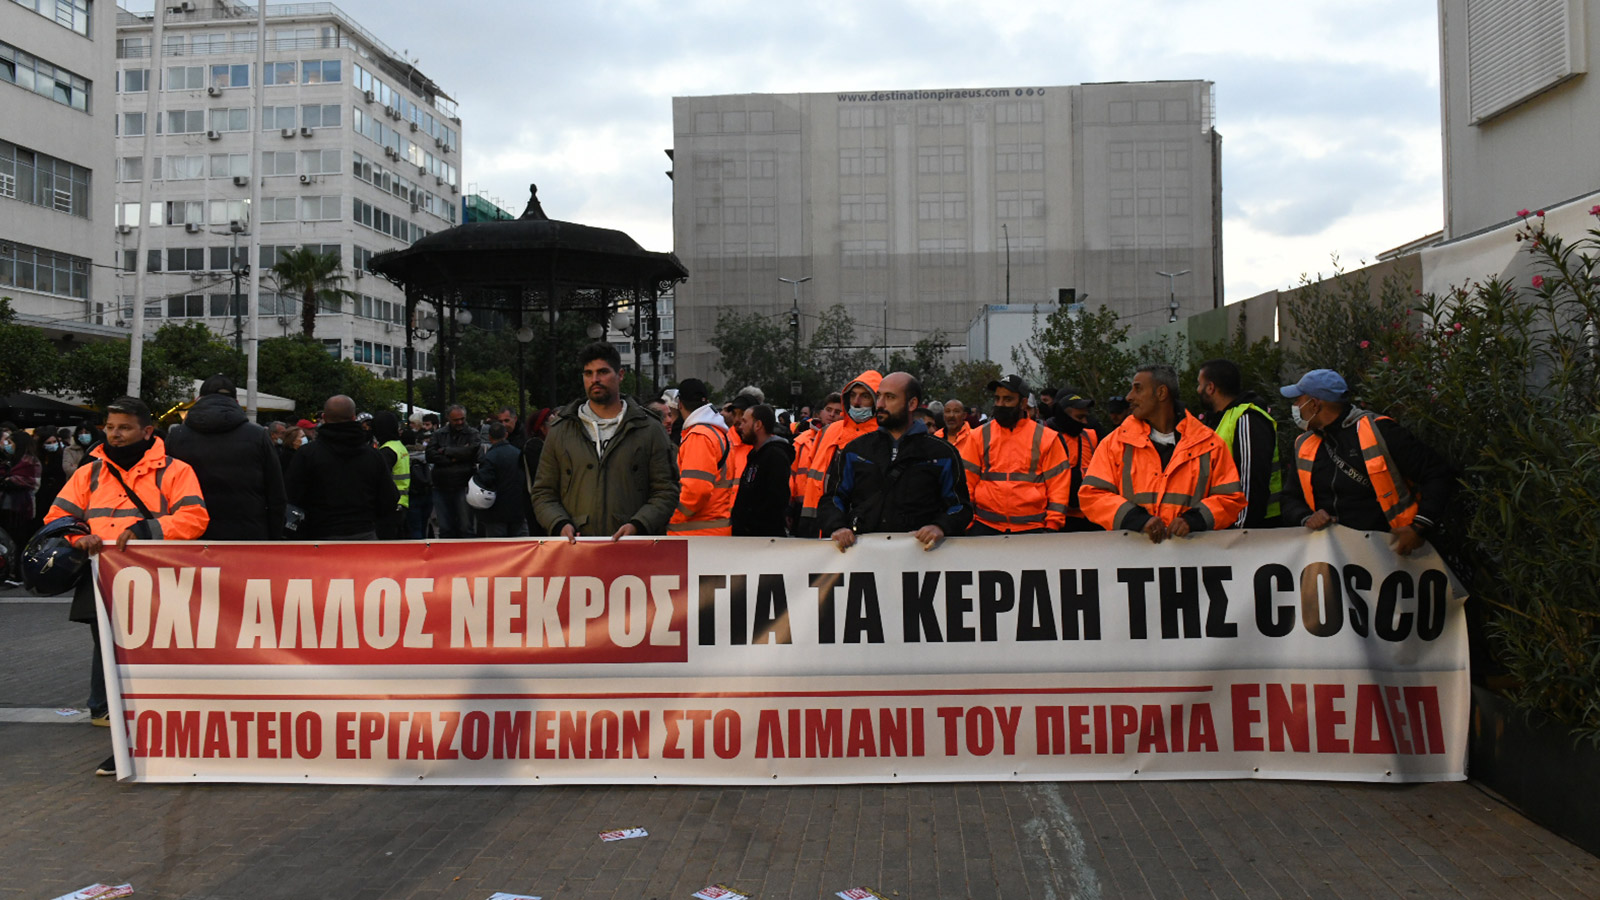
<box><xmin>10</xmin><ymin>341</ymin><xmax>1455</xmax><ymax>777</ymax></box>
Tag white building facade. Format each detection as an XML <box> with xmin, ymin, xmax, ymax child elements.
<box><xmin>113</xmin><ymin>1</ymin><xmax>461</xmax><ymax>376</ymax></box>
<box><xmin>0</xmin><ymin>0</ymin><xmax>120</xmax><ymax>341</ymax></box>
<box><xmin>669</xmin><ymin>82</ymin><xmax>1222</xmax><ymax>379</ymax></box>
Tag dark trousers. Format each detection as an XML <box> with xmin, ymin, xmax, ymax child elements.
<box><xmin>87</xmin><ymin>622</ymin><xmax>107</xmax><ymax>718</ymax></box>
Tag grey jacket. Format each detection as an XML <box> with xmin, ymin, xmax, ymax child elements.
<box><xmin>531</xmin><ymin>398</ymin><xmax>680</xmax><ymax>536</ymax></box>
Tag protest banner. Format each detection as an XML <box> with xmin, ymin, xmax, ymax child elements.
<box><xmin>91</xmin><ymin>528</ymin><xmax>1467</xmax><ymax>784</ymax></box>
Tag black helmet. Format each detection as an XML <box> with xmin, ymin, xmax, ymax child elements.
<box><xmin>22</xmin><ymin>517</ymin><xmax>92</xmax><ymax>596</ymax></box>
<box><xmin>0</xmin><ymin>529</ymin><xmax>14</xmax><ymax>581</ymax></box>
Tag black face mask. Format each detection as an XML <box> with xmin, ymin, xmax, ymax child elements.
<box><xmin>992</xmin><ymin>405</ymin><xmax>1023</xmax><ymax>428</ymax></box>
<box><xmin>1056</xmin><ymin>414</ymin><xmax>1086</xmax><ymax>436</ymax></box>
<box><xmin>104</xmin><ymin>436</ymin><xmax>154</xmax><ymax>471</ymax></box>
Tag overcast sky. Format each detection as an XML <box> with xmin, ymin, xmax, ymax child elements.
<box><xmin>130</xmin><ymin>1</ymin><xmax>1443</xmax><ymax>303</ymax></box>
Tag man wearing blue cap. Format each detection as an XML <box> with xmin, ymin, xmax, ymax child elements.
<box><xmin>1279</xmin><ymin>369</ymin><xmax>1454</xmax><ymax>555</ymax></box>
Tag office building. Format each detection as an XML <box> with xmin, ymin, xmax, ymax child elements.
<box><xmin>670</xmin><ymin>81</ymin><xmax>1222</xmax><ymax>377</ymax></box>
<box><xmin>1</xmin><ymin>0</ymin><xmax>120</xmax><ymax>342</ymax></box>
<box><xmin>113</xmin><ymin>1</ymin><xmax>461</xmax><ymax>376</ymax></box>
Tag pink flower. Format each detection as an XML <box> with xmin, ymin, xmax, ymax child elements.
<box><xmin>1590</xmin><ymin>205</ymin><xmax>1600</xmax><ymax>216</ymax></box>
<box><xmin>1381</xmin><ymin>356</ymin><xmax>1390</xmax><ymax>363</ymax></box>
<box><xmin>1517</xmin><ymin>209</ymin><xmax>1531</xmax><ymax>217</ymax></box>
<box><xmin>1532</xmin><ymin>275</ymin><xmax>1545</xmax><ymax>289</ymax></box>
<box><xmin>1359</xmin><ymin>340</ymin><xmax>1370</xmax><ymax>348</ymax></box>
<box><xmin>1454</xmin><ymin>322</ymin><xmax>1464</xmax><ymax>332</ymax></box>
<box><xmin>1536</xmin><ymin>210</ymin><xmax>1546</xmax><ymax>217</ymax></box>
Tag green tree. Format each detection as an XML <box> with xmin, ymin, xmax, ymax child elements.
<box><xmin>256</xmin><ymin>335</ymin><xmax>401</xmax><ymax>417</ymax></box>
<box><xmin>1012</xmin><ymin>304</ymin><xmax>1138</xmax><ymax>403</ymax></box>
<box><xmin>945</xmin><ymin>358</ymin><xmax>1002</xmax><ymax>409</ymax></box>
<box><xmin>269</xmin><ymin>247</ymin><xmax>352</xmax><ymax>339</ymax></box>
<box><xmin>709</xmin><ymin>308</ymin><xmax>790</xmax><ymax>398</ymax></box>
<box><xmin>1282</xmin><ymin>261</ymin><xmax>1415</xmax><ymax>395</ymax></box>
<box><xmin>454</xmin><ymin>369</ymin><xmax>519</xmax><ymax>422</ymax></box>
<box><xmin>146</xmin><ymin>321</ymin><xmax>243</xmax><ymax>386</ymax></box>
<box><xmin>806</xmin><ymin>303</ymin><xmax>879</xmax><ymax>399</ymax></box>
<box><xmin>57</xmin><ymin>339</ymin><xmax>185</xmax><ymax>411</ymax></box>
<box><xmin>0</xmin><ymin>297</ymin><xmax>61</xmax><ymax>396</ymax></box>
<box><xmin>1177</xmin><ymin>322</ymin><xmax>1286</xmax><ymax>415</ymax></box>
<box><xmin>887</xmin><ymin>333</ymin><xmax>954</xmax><ymax>400</ymax></box>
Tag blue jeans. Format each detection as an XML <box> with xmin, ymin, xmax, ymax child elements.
<box><xmin>405</xmin><ymin>489</ymin><xmax>434</xmax><ymax>539</ymax></box>
<box><xmin>432</xmin><ymin>487</ymin><xmax>471</xmax><ymax>538</ymax></box>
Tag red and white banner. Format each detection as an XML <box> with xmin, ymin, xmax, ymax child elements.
<box><xmin>92</xmin><ymin>528</ymin><xmax>1468</xmax><ymax>784</ymax></box>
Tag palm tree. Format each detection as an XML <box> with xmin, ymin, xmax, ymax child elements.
<box><xmin>269</xmin><ymin>247</ymin><xmax>351</xmax><ymax>339</ymax></box>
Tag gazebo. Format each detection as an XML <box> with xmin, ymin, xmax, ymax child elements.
<box><xmin>368</xmin><ymin>185</ymin><xmax>688</xmax><ymax>413</ymax></box>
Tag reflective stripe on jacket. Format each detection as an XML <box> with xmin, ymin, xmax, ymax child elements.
<box><xmin>790</xmin><ymin>426</ymin><xmax>821</xmax><ymax>499</ymax></box>
<box><xmin>1079</xmin><ymin>413</ymin><xmax>1246</xmax><ymax>532</ymax></box>
<box><xmin>45</xmin><ymin>437</ymin><xmax>209</xmax><ymax>542</ymax></box>
<box><xmin>799</xmin><ymin>370</ymin><xmax>884</xmax><ymax>519</ymax></box>
<box><xmin>381</xmin><ymin>439</ymin><xmax>411</xmax><ymax>509</ymax></box>
<box><xmin>1214</xmin><ymin>402</ymin><xmax>1282</xmax><ymax>521</ymax></box>
<box><xmin>959</xmin><ymin>418</ymin><xmax>1072</xmax><ymax>532</ymax></box>
<box><xmin>1295</xmin><ymin>411</ymin><xmax>1417</xmax><ymax>528</ymax></box>
<box><xmin>668</xmin><ymin>416</ymin><xmax>734</xmax><ymax>535</ymax></box>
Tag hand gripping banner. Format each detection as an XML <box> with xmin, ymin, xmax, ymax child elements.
<box><xmin>91</xmin><ymin>528</ymin><xmax>1467</xmax><ymax>784</ymax></box>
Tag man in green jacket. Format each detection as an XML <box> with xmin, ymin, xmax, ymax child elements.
<box><xmin>531</xmin><ymin>343</ymin><xmax>680</xmax><ymax>540</ymax></box>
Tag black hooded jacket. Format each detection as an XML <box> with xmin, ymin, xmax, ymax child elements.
<box><xmin>285</xmin><ymin>420</ymin><xmax>399</xmax><ymax>538</ymax></box>
<box><xmin>165</xmin><ymin>393</ymin><xmax>286</xmax><ymax>539</ymax></box>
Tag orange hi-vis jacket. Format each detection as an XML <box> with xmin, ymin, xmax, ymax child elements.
<box><xmin>1044</xmin><ymin>423</ymin><xmax>1099</xmax><ymax>521</ymax></box>
<box><xmin>1079</xmin><ymin>412</ymin><xmax>1246</xmax><ymax>532</ymax></box>
<box><xmin>729</xmin><ymin>426</ymin><xmax>751</xmax><ymax>482</ymax></box>
<box><xmin>798</xmin><ymin>370</ymin><xmax>883</xmax><ymax>521</ymax></box>
<box><xmin>936</xmin><ymin>423</ymin><xmax>973</xmax><ymax>452</ymax></box>
<box><xmin>45</xmin><ymin>437</ymin><xmax>210</xmax><ymax>542</ymax></box>
<box><xmin>667</xmin><ymin>405</ymin><xmax>734</xmax><ymax>535</ymax></box>
<box><xmin>791</xmin><ymin>424</ymin><xmax>822</xmax><ymax>498</ymax></box>
<box><xmin>960</xmin><ymin>418</ymin><xmax>1073</xmax><ymax>532</ymax></box>
<box><xmin>1295</xmin><ymin>411</ymin><xmax>1418</xmax><ymax>529</ymax></box>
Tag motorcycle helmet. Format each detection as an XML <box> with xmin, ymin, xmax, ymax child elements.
<box><xmin>22</xmin><ymin>517</ymin><xmax>92</xmax><ymax>596</ymax></box>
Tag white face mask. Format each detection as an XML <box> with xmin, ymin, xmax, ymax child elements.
<box><xmin>847</xmin><ymin>405</ymin><xmax>874</xmax><ymax>424</ymax></box>
<box><xmin>298</xmin><ymin>435</ymin><xmax>309</xmax><ymax>446</ymax></box>
<box><xmin>44</xmin><ymin>442</ymin><xmax>61</xmax><ymax>453</ymax></box>
<box><xmin>1291</xmin><ymin>402</ymin><xmax>1311</xmax><ymax>431</ymax></box>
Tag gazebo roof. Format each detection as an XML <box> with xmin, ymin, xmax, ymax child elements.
<box><xmin>367</xmin><ymin>185</ymin><xmax>687</xmax><ymax>297</ymax></box>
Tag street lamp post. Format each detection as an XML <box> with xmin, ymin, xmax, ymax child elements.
<box><xmin>779</xmin><ymin>275</ymin><xmax>811</xmax><ymax>404</ymax></box>
<box><xmin>228</xmin><ymin>221</ymin><xmax>248</xmax><ymax>353</ymax></box>
<box><xmin>1157</xmin><ymin>269</ymin><xmax>1191</xmax><ymax>323</ymax></box>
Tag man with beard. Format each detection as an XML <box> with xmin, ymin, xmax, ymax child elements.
<box><xmin>936</xmin><ymin>398</ymin><xmax>973</xmax><ymax>448</ymax></box>
<box><xmin>285</xmin><ymin>395</ymin><xmax>399</xmax><ymax>540</ymax></box>
<box><xmin>1080</xmin><ymin>364</ymin><xmax>1246</xmax><ymax>543</ymax></box>
<box><xmin>960</xmin><ymin>375</ymin><xmax>1072</xmax><ymax>535</ymax></box>
<box><xmin>730</xmin><ymin>404</ymin><xmax>794</xmax><ymax>537</ymax></box>
<box><xmin>532</xmin><ymin>343</ymin><xmax>679</xmax><ymax>540</ymax></box>
<box><xmin>43</xmin><ymin>397</ymin><xmax>209</xmax><ymax>775</ymax></box>
<box><xmin>1196</xmin><ymin>358</ymin><xmax>1282</xmax><ymax>528</ymax></box>
<box><xmin>819</xmin><ymin>372</ymin><xmax>971</xmax><ymax>550</ymax></box>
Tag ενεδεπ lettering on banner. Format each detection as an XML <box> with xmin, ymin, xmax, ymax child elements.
<box><xmin>92</xmin><ymin>527</ymin><xmax>1468</xmax><ymax>785</ymax></box>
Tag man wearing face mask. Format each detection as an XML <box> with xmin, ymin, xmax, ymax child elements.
<box><xmin>797</xmin><ymin>371</ymin><xmax>883</xmax><ymax>538</ymax></box>
<box><xmin>1196</xmin><ymin>359</ymin><xmax>1282</xmax><ymax>528</ymax></box>
<box><xmin>1081</xmin><ymin>365</ymin><xmax>1246</xmax><ymax>543</ymax></box>
<box><xmin>960</xmin><ymin>375</ymin><xmax>1072</xmax><ymax>534</ymax></box>
<box><xmin>1042</xmin><ymin>390</ymin><xmax>1101</xmax><ymax>532</ymax></box>
<box><xmin>1279</xmin><ymin>369</ymin><xmax>1453</xmax><ymax>556</ymax></box>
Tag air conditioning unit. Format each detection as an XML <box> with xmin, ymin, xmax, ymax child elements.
<box><xmin>190</xmin><ymin>271</ymin><xmax>206</xmax><ymax>281</ymax></box>
<box><xmin>417</xmin><ymin>165</ymin><xmax>426</xmax><ymax>176</ymax></box>
<box><xmin>451</xmin><ymin>184</ymin><xmax>458</xmax><ymax>195</ymax></box>
<box><xmin>383</xmin><ymin>322</ymin><xmax>393</xmax><ymax>333</ymax></box>
<box><xmin>229</xmin><ymin>219</ymin><xmax>245</xmax><ymax>231</ymax></box>
<box><xmin>281</xmin><ymin>128</ymin><xmax>295</xmax><ymax>139</ymax></box>
<box><xmin>206</xmin><ymin>129</ymin><xmax>222</xmax><ymax>140</ymax></box>
<box><xmin>434</xmin><ymin>136</ymin><xmax>444</xmax><ymax>148</ymax></box>
<box><xmin>408</xmin><ymin>121</ymin><xmax>418</xmax><ymax>132</ymax></box>
<box><xmin>232</xmin><ymin>175</ymin><xmax>249</xmax><ymax>187</ymax></box>
<box><xmin>300</xmin><ymin>126</ymin><xmax>313</xmax><ymax>137</ymax></box>
<box><xmin>383</xmin><ymin>106</ymin><xmax>397</xmax><ymax>118</ymax></box>
<box><xmin>409</xmin><ymin>202</ymin><xmax>419</xmax><ymax>213</ymax></box>
<box><xmin>364</xmin><ymin>89</ymin><xmax>376</xmax><ymax>103</ymax></box>
<box><xmin>117</xmin><ymin>224</ymin><xmax>133</xmax><ymax>235</ymax></box>
<box><xmin>385</xmin><ymin>147</ymin><xmax>398</xmax><ymax>159</ymax></box>
<box><xmin>435</xmin><ymin>175</ymin><xmax>442</xmax><ymax>186</ymax></box>
<box><xmin>206</xmin><ymin>85</ymin><xmax>222</xmax><ymax>97</ymax></box>
<box><xmin>299</xmin><ymin>174</ymin><xmax>315</xmax><ymax>185</ymax></box>
<box><xmin>185</xmin><ymin>222</ymin><xmax>202</xmax><ymax>233</ymax></box>
<box><xmin>353</xmin><ymin>269</ymin><xmax>364</xmax><ymax>279</ymax></box>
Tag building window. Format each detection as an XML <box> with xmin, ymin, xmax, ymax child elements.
<box><xmin>263</xmin><ymin>61</ymin><xmax>296</xmax><ymax>86</ymax></box>
<box><xmin>260</xmin><ymin>150</ymin><xmax>295</xmax><ymax>176</ymax></box>
<box><xmin>167</xmin><ymin>294</ymin><xmax>206</xmax><ymax>318</ymax></box>
<box><xmin>0</xmin><ymin>239</ymin><xmax>90</xmax><ymax>298</ymax></box>
<box><xmin>750</xmin><ymin>110</ymin><xmax>774</xmax><ymax>132</ymax></box>
<box><xmin>300</xmin><ymin>195</ymin><xmax>340</xmax><ymax>221</ymax></box>
<box><xmin>260</xmin><ymin>197</ymin><xmax>298</xmax><ymax>222</ymax></box>
<box><xmin>164</xmin><ymin>155</ymin><xmax>204</xmax><ymax>180</ymax></box>
<box><xmin>167</xmin><ymin>109</ymin><xmax>205</xmax><ymax>134</ymax></box>
<box><xmin>166</xmin><ymin>247</ymin><xmax>206</xmax><ymax>272</ymax></box>
<box><xmin>841</xmin><ymin>239</ymin><xmax>888</xmax><ymax>268</ymax></box>
<box><xmin>0</xmin><ymin>39</ymin><xmax>91</xmax><ymax>111</ymax></box>
<box><xmin>996</xmin><ymin>143</ymin><xmax>1044</xmax><ymax>172</ymax></box>
<box><xmin>208</xmin><ymin>107</ymin><xmax>249</xmax><ymax>132</ymax></box>
<box><xmin>839</xmin><ymin>148</ymin><xmax>887</xmax><ymax>176</ymax></box>
<box><xmin>995</xmin><ymin>102</ymin><xmax>1044</xmax><ymax>124</ymax></box>
<box><xmin>118</xmin><ymin>68</ymin><xmax>148</xmax><ymax>93</ymax></box>
<box><xmin>996</xmin><ymin>189</ymin><xmax>1045</xmax><ymax>219</ymax></box>
<box><xmin>207</xmin><ymin>198</ymin><xmax>249</xmax><ymax>225</ymax></box>
<box><xmin>749</xmin><ymin>151</ymin><xmax>774</xmax><ymax>179</ymax></box>
<box><xmin>749</xmin><ymin>196</ymin><xmax>775</xmax><ymax>225</ymax></box>
<box><xmin>210</xmin><ymin>64</ymin><xmax>249</xmax><ymax>88</ymax></box>
<box><xmin>916</xmin><ymin>104</ymin><xmax>964</xmax><ymax>126</ymax></box>
<box><xmin>165</xmin><ymin>65</ymin><xmax>204</xmax><ymax>91</ymax></box>
<box><xmin>262</xmin><ymin>106</ymin><xmax>295</xmax><ymax>131</ymax></box>
<box><xmin>10</xmin><ymin>0</ymin><xmax>91</xmax><ymax>36</ymax></box>
<box><xmin>300</xmin><ymin>104</ymin><xmax>340</xmax><ymax>128</ymax></box>
<box><xmin>840</xmin><ymin>193</ymin><xmax>886</xmax><ymax>222</ymax></box>
<box><xmin>300</xmin><ymin>149</ymin><xmax>340</xmax><ymax>175</ymax></box>
<box><xmin>120</xmin><ymin>112</ymin><xmax>145</xmax><ymax>136</ymax></box>
<box><xmin>208</xmin><ymin>153</ymin><xmax>249</xmax><ymax>178</ymax></box>
<box><xmin>116</xmin><ymin>156</ymin><xmax>142</xmax><ymax>182</ymax></box>
<box><xmin>838</xmin><ymin>107</ymin><xmax>886</xmax><ymax>128</ymax></box>
<box><xmin>918</xmin><ymin>191</ymin><xmax>965</xmax><ymax>220</ymax></box>
<box><xmin>301</xmin><ymin>59</ymin><xmax>341</xmax><ymax>84</ymax></box>
<box><xmin>0</xmin><ymin>138</ymin><xmax>91</xmax><ymax>217</ymax></box>
<box><xmin>695</xmin><ymin>197</ymin><xmax>719</xmax><ymax>226</ymax></box>
<box><xmin>917</xmin><ymin>238</ymin><xmax>966</xmax><ymax>268</ymax></box>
